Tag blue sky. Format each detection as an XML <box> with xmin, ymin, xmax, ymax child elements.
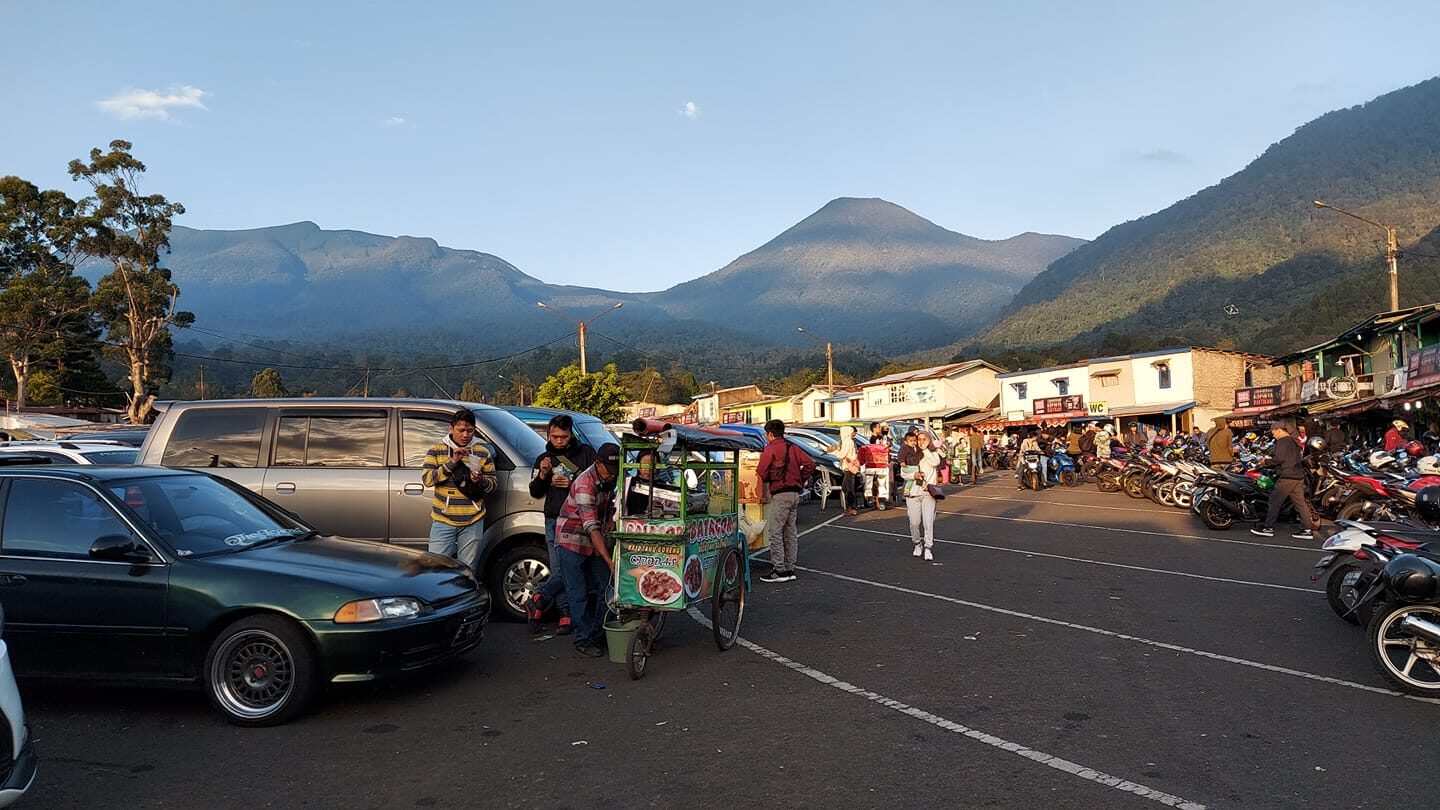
<box><xmin>4</xmin><ymin>1</ymin><xmax>1440</xmax><ymax>293</ymax></box>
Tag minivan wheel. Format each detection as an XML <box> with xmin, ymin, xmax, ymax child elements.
<box><xmin>203</xmin><ymin>615</ymin><xmax>318</xmax><ymax>727</ymax></box>
<box><xmin>491</xmin><ymin>543</ymin><xmax>549</xmax><ymax>621</ymax></box>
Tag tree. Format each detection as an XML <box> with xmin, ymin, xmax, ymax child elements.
<box><xmin>0</xmin><ymin>176</ymin><xmax>90</xmax><ymax>408</ymax></box>
<box><xmin>69</xmin><ymin>141</ymin><xmax>194</xmax><ymax>423</ymax></box>
<box><xmin>458</xmin><ymin>378</ymin><xmax>484</xmax><ymax>403</ymax></box>
<box><xmin>533</xmin><ymin>363</ymin><xmax>628</xmax><ymax>422</ymax></box>
<box><xmin>250</xmin><ymin>367</ymin><xmax>289</xmax><ymax>398</ymax></box>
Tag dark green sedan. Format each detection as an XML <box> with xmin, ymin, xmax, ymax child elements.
<box><xmin>0</xmin><ymin>466</ymin><xmax>488</xmax><ymax>726</ymax></box>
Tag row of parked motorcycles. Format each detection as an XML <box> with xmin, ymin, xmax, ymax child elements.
<box><xmin>1046</xmin><ymin>435</ymin><xmax>1440</xmax><ymax>695</ymax></box>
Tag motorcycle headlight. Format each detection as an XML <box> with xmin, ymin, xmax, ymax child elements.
<box><xmin>334</xmin><ymin>597</ymin><xmax>423</xmax><ymax>623</ymax></box>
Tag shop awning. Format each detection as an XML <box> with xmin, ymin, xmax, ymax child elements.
<box><xmin>1105</xmin><ymin>400</ymin><xmax>1195</xmax><ymax>418</ymax></box>
<box><xmin>1314</xmin><ymin>395</ymin><xmax>1384</xmax><ymax>420</ymax></box>
<box><xmin>955</xmin><ymin>409</ymin><xmax>1001</xmax><ymax>425</ymax></box>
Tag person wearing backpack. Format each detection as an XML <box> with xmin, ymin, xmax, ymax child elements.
<box><xmin>757</xmin><ymin>419</ymin><xmax>811</xmax><ymax>583</ymax></box>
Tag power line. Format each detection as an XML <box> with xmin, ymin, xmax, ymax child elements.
<box><xmin>586</xmin><ymin>329</ymin><xmax>794</xmax><ymax>372</ymax></box>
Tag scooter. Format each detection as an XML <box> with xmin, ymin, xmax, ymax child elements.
<box><xmin>1018</xmin><ymin>451</ymin><xmax>1045</xmax><ymax>491</ymax></box>
<box><xmin>1048</xmin><ymin>450</ymin><xmax>1079</xmax><ymax>487</ymax></box>
<box><xmin>1348</xmin><ymin>548</ymin><xmax>1440</xmax><ymax>696</ymax></box>
<box><xmin>1192</xmin><ymin>470</ymin><xmax>1299</xmax><ymax>531</ymax></box>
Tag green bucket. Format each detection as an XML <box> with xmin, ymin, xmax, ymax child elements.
<box><xmin>604</xmin><ymin>619</ymin><xmax>641</xmax><ymax>664</ymax></box>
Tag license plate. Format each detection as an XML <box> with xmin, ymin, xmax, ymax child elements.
<box><xmin>452</xmin><ymin>613</ymin><xmax>485</xmax><ymax>646</ymax></box>
<box><xmin>1313</xmin><ymin>553</ymin><xmax>1335</xmax><ymax>570</ymax></box>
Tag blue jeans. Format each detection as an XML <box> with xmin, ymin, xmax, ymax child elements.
<box><xmin>429</xmin><ymin>520</ymin><xmax>482</xmax><ymax>572</ymax></box>
<box><xmin>553</xmin><ymin>546</ymin><xmax>611</xmax><ymax>647</ymax></box>
<box><xmin>537</xmin><ymin>517</ymin><xmax>569</xmax><ymax>614</ymax></box>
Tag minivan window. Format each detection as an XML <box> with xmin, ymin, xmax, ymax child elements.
<box><xmin>160</xmin><ymin>408</ymin><xmax>267</xmax><ymax>468</ymax></box>
<box><xmin>401</xmin><ymin>415</ymin><xmax>452</xmax><ymax>468</ymax></box>
<box><xmin>2</xmin><ymin>479</ymin><xmax>134</xmax><ymax>559</ymax></box>
<box><xmin>275</xmin><ymin>415</ymin><xmax>387</xmax><ymax>467</ymax></box>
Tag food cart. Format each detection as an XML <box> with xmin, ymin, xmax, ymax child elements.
<box><xmin>610</xmin><ymin>419</ymin><xmax>762</xmax><ymax>679</ymax></box>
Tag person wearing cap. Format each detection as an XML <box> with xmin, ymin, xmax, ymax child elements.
<box><xmin>1251</xmin><ymin>420</ymin><xmax>1320</xmax><ymax>540</ymax></box>
<box><xmin>1384</xmin><ymin>420</ymin><xmax>1410</xmax><ymax>453</ymax></box>
<box><xmin>553</xmin><ymin>442</ymin><xmax>621</xmax><ymax>657</ymax></box>
<box><xmin>524</xmin><ymin>413</ymin><xmax>597</xmax><ymax>636</ymax></box>
<box><xmin>421</xmin><ymin>408</ymin><xmax>498</xmax><ymax>573</ymax></box>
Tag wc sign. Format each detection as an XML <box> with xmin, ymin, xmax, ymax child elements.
<box><xmin>1087</xmin><ymin>401</ymin><xmax>1109</xmax><ymax>417</ymax></box>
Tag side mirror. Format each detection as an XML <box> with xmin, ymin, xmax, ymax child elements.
<box><xmin>90</xmin><ymin>534</ymin><xmax>151</xmax><ymax>562</ymax></box>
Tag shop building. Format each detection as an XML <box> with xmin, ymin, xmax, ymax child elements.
<box><xmin>854</xmin><ymin>361</ymin><xmax>1003</xmax><ymax>427</ymax></box>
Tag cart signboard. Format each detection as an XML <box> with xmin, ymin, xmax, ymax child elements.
<box><xmin>617</xmin><ymin>539</ymin><xmax>686</xmax><ymax>608</ymax></box>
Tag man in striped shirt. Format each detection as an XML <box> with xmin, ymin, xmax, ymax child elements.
<box><xmin>421</xmin><ymin>409</ymin><xmax>498</xmax><ymax>572</ymax></box>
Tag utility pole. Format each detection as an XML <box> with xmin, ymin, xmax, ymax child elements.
<box><xmin>197</xmin><ymin>364</ymin><xmax>206</xmax><ymax>400</ymax></box>
<box><xmin>1314</xmin><ymin>200</ymin><xmax>1401</xmax><ymax>311</ymax></box>
<box><xmin>536</xmin><ymin>301</ymin><xmax>623</xmax><ymax>376</ymax></box>
<box><xmin>797</xmin><ymin>326</ymin><xmax>835</xmax><ymax>395</ymax></box>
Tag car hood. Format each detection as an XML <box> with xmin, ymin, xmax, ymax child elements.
<box><xmin>204</xmin><ymin>537</ymin><xmax>480</xmax><ymax>604</ymax></box>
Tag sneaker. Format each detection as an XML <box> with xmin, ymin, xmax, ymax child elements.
<box><xmin>912</xmin><ymin>544</ymin><xmax>923</xmax><ymax>558</ymax></box>
<box><xmin>556</xmin><ymin>615</ymin><xmax>573</xmax><ymax>636</ymax></box>
<box><xmin>759</xmin><ymin>569</ymin><xmax>790</xmax><ymax>583</ymax></box>
<box><xmin>526</xmin><ymin>594</ymin><xmax>545</xmax><ymax>633</ymax></box>
<box><xmin>781</xmin><ymin>569</ymin><xmax>798</xmax><ymax>582</ymax></box>
<box><xmin>1250</xmin><ymin>527</ymin><xmax>1275</xmax><ymax>537</ymax></box>
<box><xmin>574</xmin><ymin>642</ymin><xmax>604</xmax><ymax>658</ymax></box>
<box><xmin>923</xmin><ymin>548</ymin><xmax>934</xmax><ymax>562</ymax></box>
<box><xmin>1293</xmin><ymin>529</ymin><xmax>1315</xmax><ymax>540</ymax></box>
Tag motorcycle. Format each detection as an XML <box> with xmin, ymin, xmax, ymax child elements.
<box><xmin>1018</xmin><ymin>450</ymin><xmax>1044</xmax><ymax>490</ymax></box>
<box><xmin>1311</xmin><ymin>521</ymin><xmax>1431</xmax><ymax>625</ymax></box>
<box><xmin>1348</xmin><ymin>548</ymin><xmax>1440</xmax><ymax>696</ymax></box>
<box><xmin>1048</xmin><ymin>449</ymin><xmax>1080</xmax><ymax>487</ymax></box>
<box><xmin>1192</xmin><ymin>469</ymin><xmax>1298</xmax><ymax>531</ymax></box>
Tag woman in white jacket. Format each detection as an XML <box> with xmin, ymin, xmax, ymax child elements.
<box><xmin>835</xmin><ymin>425</ymin><xmax>861</xmax><ymax>516</ymax></box>
<box><xmin>898</xmin><ymin>429</ymin><xmax>943</xmax><ymax>560</ymax></box>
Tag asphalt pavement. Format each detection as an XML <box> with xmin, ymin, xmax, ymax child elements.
<box><xmin>20</xmin><ymin>473</ymin><xmax>1440</xmax><ymax>809</ymax></box>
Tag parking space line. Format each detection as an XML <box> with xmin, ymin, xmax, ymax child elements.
<box><xmin>748</xmin><ymin>512</ymin><xmax>843</xmax><ymax>564</ymax></box>
<box><xmin>931</xmin><ymin>509</ymin><xmax>1317</xmax><ymax>554</ymax></box>
<box><xmin>790</xmin><ymin>565</ymin><xmax>1440</xmax><ymax>706</ymax></box>
<box><xmin>951</xmin><ymin>492</ymin><xmax>1193</xmax><ymax>516</ymax></box>
<box><xmin>832</xmin><ymin>524</ymin><xmax>1320</xmax><ymax>593</ymax></box>
<box><xmin>688</xmin><ymin>609</ymin><xmax>1208</xmax><ymax>810</ymax></box>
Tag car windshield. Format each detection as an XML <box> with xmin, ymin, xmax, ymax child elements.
<box><xmin>108</xmin><ymin>474</ymin><xmax>308</xmax><ymax>558</ymax></box>
<box><xmin>476</xmin><ymin>408</ymin><xmax>546</xmax><ymax>462</ymax></box>
<box><xmin>575</xmin><ymin>420</ymin><xmax>619</xmax><ymax>449</ymax></box>
<box><xmin>79</xmin><ymin>449</ymin><xmax>137</xmax><ymax>464</ymax></box>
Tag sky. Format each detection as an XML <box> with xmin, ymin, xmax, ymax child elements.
<box><xmin>4</xmin><ymin>1</ymin><xmax>1440</xmax><ymax>293</ymax></box>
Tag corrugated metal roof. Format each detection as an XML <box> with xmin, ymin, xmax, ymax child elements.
<box><xmin>861</xmin><ymin>360</ymin><xmax>995</xmax><ymax>387</ymax></box>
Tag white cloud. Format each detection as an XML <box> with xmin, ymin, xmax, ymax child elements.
<box><xmin>679</xmin><ymin>101</ymin><xmax>699</xmax><ymax>119</ymax></box>
<box><xmin>97</xmin><ymin>85</ymin><xmax>209</xmax><ymax>120</ymax></box>
<box><xmin>382</xmin><ymin>116</ymin><xmax>407</xmax><ymax>126</ymax></box>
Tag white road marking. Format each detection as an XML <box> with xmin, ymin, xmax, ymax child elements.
<box><xmin>687</xmin><ymin>608</ymin><xmax>1208</xmax><ymax>810</ymax></box>
<box><xmin>952</xmin><ymin>492</ymin><xmax>1194</xmax><ymax>516</ymax></box>
<box><xmin>792</xmin><ymin>565</ymin><xmax>1440</xmax><ymax>706</ymax></box>
<box><xmin>930</xmin><ymin>509</ymin><xmax>1318</xmax><ymax>554</ymax></box>
<box><xmin>748</xmin><ymin>511</ymin><xmax>843</xmax><ymax>563</ymax></box>
<box><xmin>832</xmin><ymin>524</ymin><xmax>1320</xmax><ymax>593</ymax></box>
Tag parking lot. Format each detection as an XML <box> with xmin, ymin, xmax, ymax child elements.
<box><xmin>21</xmin><ymin>474</ymin><xmax>1440</xmax><ymax>809</ymax></box>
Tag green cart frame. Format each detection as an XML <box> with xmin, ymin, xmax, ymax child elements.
<box><xmin>611</xmin><ymin>424</ymin><xmax>759</xmax><ymax>680</ymax></box>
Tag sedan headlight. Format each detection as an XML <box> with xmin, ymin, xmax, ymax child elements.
<box><xmin>334</xmin><ymin>597</ymin><xmax>422</xmax><ymax>623</ymax></box>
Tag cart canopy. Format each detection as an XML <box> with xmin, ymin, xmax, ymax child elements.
<box><xmin>630</xmin><ymin>420</ymin><xmax>765</xmax><ymax>453</ymax></box>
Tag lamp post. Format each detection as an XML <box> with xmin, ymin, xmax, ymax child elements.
<box><xmin>796</xmin><ymin>326</ymin><xmax>835</xmax><ymax>396</ymax></box>
<box><xmin>536</xmin><ymin>301</ymin><xmax>624</xmax><ymax>375</ymax></box>
<box><xmin>1313</xmin><ymin>200</ymin><xmax>1400</xmax><ymax>311</ymax></box>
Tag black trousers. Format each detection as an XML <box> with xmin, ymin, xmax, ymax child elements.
<box><xmin>840</xmin><ymin>471</ymin><xmax>858</xmax><ymax>509</ymax></box>
<box><xmin>1264</xmin><ymin>478</ymin><xmax>1316</xmax><ymax>531</ymax></box>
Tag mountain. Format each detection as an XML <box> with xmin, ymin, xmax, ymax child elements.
<box><xmin>975</xmin><ymin>76</ymin><xmax>1440</xmax><ymax>356</ymax></box>
<box><xmin>138</xmin><ymin>199</ymin><xmax>1081</xmax><ymax>358</ymax></box>
<box><xmin>650</xmin><ymin>198</ymin><xmax>1083</xmax><ymax>351</ymax></box>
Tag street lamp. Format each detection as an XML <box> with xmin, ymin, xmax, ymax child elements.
<box><xmin>1313</xmin><ymin>200</ymin><xmax>1400</xmax><ymax>311</ymax></box>
<box><xmin>498</xmin><ymin>373</ymin><xmax>525</xmax><ymax>406</ymax></box>
<box><xmin>796</xmin><ymin>326</ymin><xmax>835</xmax><ymax>396</ymax></box>
<box><xmin>536</xmin><ymin>300</ymin><xmax>623</xmax><ymax>375</ymax></box>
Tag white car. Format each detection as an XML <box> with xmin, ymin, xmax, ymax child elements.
<box><xmin>0</xmin><ymin>441</ymin><xmax>136</xmax><ymax>466</ymax></box>
<box><xmin>0</xmin><ymin>606</ymin><xmax>36</xmax><ymax>806</ymax></box>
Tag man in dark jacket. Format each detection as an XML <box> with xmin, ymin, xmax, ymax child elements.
<box><xmin>757</xmin><ymin>419</ymin><xmax>807</xmax><ymax>583</ymax></box>
<box><xmin>1205</xmin><ymin>417</ymin><xmax>1234</xmax><ymax>469</ymax></box>
<box><xmin>1251</xmin><ymin>420</ymin><xmax>1319</xmax><ymax>540</ymax></box>
<box><xmin>525</xmin><ymin>414</ymin><xmax>597</xmax><ymax>634</ymax></box>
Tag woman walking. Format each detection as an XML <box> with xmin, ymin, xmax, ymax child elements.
<box><xmin>835</xmin><ymin>425</ymin><xmax>862</xmax><ymax>516</ymax></box>
<box><xmin>898</xmin><ymin>429</ymin><xmax>942</xmax><ymax>560</ymax></box>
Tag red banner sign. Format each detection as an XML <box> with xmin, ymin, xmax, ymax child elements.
<box><xmin>1033</xmin><ymin>395</ymin><xmax>1086</xmax><ymax>417</ymax></box>
<box><xmin>1406</xmin><ymin>345</ymin><xmax>1440</xmax><ymax>391</ymax></box>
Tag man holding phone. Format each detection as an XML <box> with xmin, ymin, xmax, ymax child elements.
<box><xmin>525</xmin><ymin>414</ymin><xmax>596</xmax><ymax>635</ymax></box>
<box><xmin>420</xmin><ymin>408</ymin><xmax>497</xmax><ymax>573</ymax></box>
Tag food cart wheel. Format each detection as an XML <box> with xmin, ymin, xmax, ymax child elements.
<box><xmin>711</xmin><ymin>547</ymin><xmax>746</xmax><ymax>651</ymax></box>
<box><xmin>626</xmin><ymin>625</ymin><xmax>653</xmax><ymax>680</ymax></box>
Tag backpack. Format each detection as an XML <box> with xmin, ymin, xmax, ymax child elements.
<box><xmin>769</xmin><ymin>444</ymin><xmax>816</xmax><ymax>490</ymax></box>
<box><xmin>791</xmin><ymin>445</ymin><xmax>817</xmax><ymax>483</ymax></box>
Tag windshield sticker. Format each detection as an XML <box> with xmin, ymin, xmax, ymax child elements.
<box><xmin>223</xmin><ymin>528</ymin><xmax>299</xmax><ymax>546</ymax></box>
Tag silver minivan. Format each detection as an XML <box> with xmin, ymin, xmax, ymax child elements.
<box><xmin>136</xmin><ymin>398</ymin><xmax>549</xmax><ymax>619</ymax></box>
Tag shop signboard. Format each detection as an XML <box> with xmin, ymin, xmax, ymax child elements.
<box><xmin>1233</xmin><ymin>385</ymin><xmax>1281</xmax><ymax>414</ymax></box>
<box><xmin>1328</xmin><ymin>376</ymin><xmax>1359</xmax><ymax>400</ymax></box>
<box><xmin>1033</xmin><ymin>395</ymin><xmax>1086</xmax><ymax>417</ymax></box>
<box><xmin>1405</xmin><ymin>345</ymin><xmax>1440</xmax><ymax>391</ymax></box>
<box><xmin>1280</xmin><ymin>377</ymin><xmax>1304</xmax><ymax>404</ymax></box>
<box><xmin>722</xmin><ymin>412</ymin><xmax>745</xmax><ymax>424</ymax></box>
<box><xmin>1087</xmin><ymin>401</ymin><xmax>1109</xmax><ymax>417</ymax></box>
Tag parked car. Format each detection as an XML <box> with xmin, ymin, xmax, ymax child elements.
<box><xmin>0</xmin><ymin>605</ymin><xmax>37</xmax><ymax>806</ymax></box>
<box><xmin>135</xmin><ymin>398</ymin><xmax>548</xmax><ymax>620</ymax></box>
<box><xmin>499</xmin><ymin>406</ymin><xmax>618</xmax><ymax>449</ymax></box>
<box><xmin>0</xmin><ymin>440</ymin><xmax>137</xmax><ymax>465</ymax></box>
<box><xmin>49</xmin><ymin>426</ymin><xmax>151</xmax><ymax>447</ymax></box>
<box><xmin>0</xmin><ymin>465</ymin><xmax>488</xmax><ymax>726</ymax></box>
